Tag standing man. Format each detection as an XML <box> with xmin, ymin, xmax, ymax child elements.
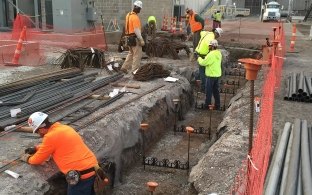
<box><xmin>212</xmin><ymin>10</ymin><xmax>222</xmax><ymax>29</ymax></box>
<box><xmin>120</xmin><ymin>0</ymin><xmax>145</xmax><ymax>74</ymax></box>
<box><xmin>195</xmin><ymin>28</ymin><xmax>223</xmax><ymax>92</ymax></box>
<box><xmin>21</xmin><ymin>112</ymin><xmax>104</xmax><ymax>195</ymax></box>
<box><xmin>198</xmin><ymin>40</ymin><xmax>222</xmax><ymax>110</ymax></box>
<box><xmin>186</xmin><ymin>8</ymin><xmax>204</xmax><ymax>52</ymax></box>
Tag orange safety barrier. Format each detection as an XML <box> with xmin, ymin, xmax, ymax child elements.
<box><xmin>171</xmin><ymin>17</ymin><xmax>177</xmax><ymax>33</ymax></box>
<box><xmin>179</xmin><ymin>18</ymin><xmax>183</xmax><ymax>32</ymax></box>
<box><xmin>161</xmin><ymin>15</ymin><xmax>168</xmax><ymax>31</ymax></box>
<box><xmin>288</xmin><ymin>23</ymin><xmax>296</xmax><ymax>52</ymax></box>
<box><xmin>231</xmin><ymin>22</ymin><xmax>285</xmax><ymax>195</ymax></box>
<box><xmin>11</xmin><ymin>26</ymin><xmax>27</xmax><ymax>65</ymax></box>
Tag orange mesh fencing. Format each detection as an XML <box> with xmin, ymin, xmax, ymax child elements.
<box><xmin>231</xmin><ymin>22</ymin><xmax>285</xmax><ymax>195</ymax></box>
<box><xmin>0</xmin><ymin>13</ymin><xmax>107</xmax><ymax>67</ymax></box>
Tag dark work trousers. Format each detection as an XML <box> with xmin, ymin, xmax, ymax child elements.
<box><xmin>193</xmin><ymin>30</ymin><xmax>201</xmax><ymax>52</ymax></box>
<box><xmin>67</xmin><ymin>175</ymin><xmax>96</xmax><ymax>195</ymax></box>
<box><xmin>198</xmin><ymin>63</ymin><xmax>206</xmax><ymax>92</ymax></box>
<box><xmin>205</xmin><ymin>77</ymin><xmax>220</xmax><ymax>109</ymax></box>
<box><xmin>212</xmin><ymin>20</ymin><xmax>221</xmax><ymax>29</ymax></box>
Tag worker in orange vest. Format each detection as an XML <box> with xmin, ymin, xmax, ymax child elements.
<box><xmin>21</xmin><ymin>112</ymin><xmax>108</xmax><ymax>195</ymax></box>
<box><xmin>120</xmin><ymin>0</ymin><xmax>145</xmax><ymax>75</ymax></box>
<box><xmin>186</xmin><ymin>8</ymin><xmax>205</xmax><ymax>52</ymax></box>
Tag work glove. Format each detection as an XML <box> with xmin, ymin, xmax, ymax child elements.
<box><xmin>25</xmin><ymin>147</ymin><xmax>37</xmax><ymax>155</ymax></box>
<box><xmin>20</xmin><ymin>154</ymin><xmax>31</xmax><ymax>163</ymax></box>
<box><xmin>139</xmin><ymin>39</ymin><xmax>145</xmax><ymax>47</ymax></box>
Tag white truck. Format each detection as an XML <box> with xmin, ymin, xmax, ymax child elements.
<box><xmin>262</xmin><ymin>1</ymin><xmax>281</xmax><ymax>22</ymax></box>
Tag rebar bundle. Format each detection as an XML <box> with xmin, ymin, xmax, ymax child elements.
<box><xmin>55</xmin><ymin>48</ymin><xmax>106</xmax><ymax>70</ymax></box>
<box><xmin>145</xmin><ymin>37</ymin><xmax>190</xmax><ymax>59</ymax></box>
<box><xmin>133</xmin><ymin>63</ymin><xmax>170</xmax><ymax>81</ymax></box>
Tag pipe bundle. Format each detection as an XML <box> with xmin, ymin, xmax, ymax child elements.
<box><xmin>265</xmin><ymin>119</ymin><xmax>312</xmax><ymax>195</ymax></box>
<box><xmin>284</xmin><ymin>72</ymin><xmax>312</xmax><ymax>102</ymax></box>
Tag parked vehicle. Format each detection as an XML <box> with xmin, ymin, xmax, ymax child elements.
<box><xmin>262</xmin><ymin>1</ymin><xmax>281</xmax><ymax>22</ymax></box>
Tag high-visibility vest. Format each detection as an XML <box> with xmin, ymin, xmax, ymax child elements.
<box><xmin>214</xmin><ymin>13</ymin><xmax>222</xmax><ymax>22</ymax></box>
<box><xmin>189</xmin><ymin>13</ymin><xmax>202</xmax><ymax>32</ymax></box>
<box><xmin>195</xmin><ymin>31</ymin><xmax>215</xmax><ymax>55</ymax></box>
<box><xmin>198</xmin><ymin>50</ymin><xmax>222</xmax><ymax>77</ymax></box>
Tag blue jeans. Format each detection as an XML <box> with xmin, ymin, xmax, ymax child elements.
<box><xmin>68</xmin><ymin>176</ymin><xmax>95</xmax><ymax>195</ymax></box>
<box><xmin>205</xmin><ymin>77</ymin><xmax>220</xmax><ymax>109</ymax></box>
<box><xmin>198</xmin><ymin>64</ymin><xmax>206</xmax><ymax>92</ymax></box>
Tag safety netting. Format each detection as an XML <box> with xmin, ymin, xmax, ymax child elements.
<box><xmin>0</xmin><ymin>13</ymin><xmax>107</xmax><ymax>67</ymax></box>
<box><xmin>231</xmin><ymin>22</ymin><xmax>285</xmax><ymax>195</ymax></box>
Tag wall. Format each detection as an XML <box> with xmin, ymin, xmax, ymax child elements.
<box><xmin>94</xmin><ymin>0</ymin><xmax>173</xmax><ymax>32</ymax></box>
<box><xmin>0</xmin><ymin>0</ymin><xmax>5</xmax><ymax>27</ymax></box>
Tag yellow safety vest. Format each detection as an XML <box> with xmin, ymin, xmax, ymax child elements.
<box><xmin>195</xmin><ymin>31</ymin><xmax>215</xmax><ymax>56</ymax></box>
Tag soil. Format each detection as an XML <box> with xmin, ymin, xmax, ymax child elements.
<box><xmin>0</xmin><ymin>17</ymin><xmax>311</xmax><ymax>195</ymax></box>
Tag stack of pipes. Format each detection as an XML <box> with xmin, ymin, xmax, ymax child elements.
<box><xmin>284</xmin><ymin>72</ymin><xmax>312</xmax><ymax>102</ymax></box>
<box><xmin>264</xmin><ymin>119</ymin><xmax>312</xmax><ymax>195</ymax></box>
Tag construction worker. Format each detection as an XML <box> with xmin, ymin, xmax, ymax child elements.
<box><xmin>195</xmin><ymin>28</ymin><xmax>223</xmax><ymax>92</ymax></box>
<box><xmin>185</xmin><ymin>8</ymin><xmax>205</xmax><ymax>52</ymax></box>
<box><xmin>120</xmin><ymin>0</ymin><xmax>145</xmax><ymax>74</ymax></box>
<box><xmin>145</xmin><ymin>16</ymin><xmax>157</xmax><ymax>37</ymax></box>
<box><xmin>20</xmin><ymin>112</ymin><xmax>106</xmax><ymax>195</ymax></box>
<box><xmin>198</xmin><ymin>39</ymin><xmax>222</xmax><ymax>110</ymax></box>
<box><xmin>212</xmin><ymin>10</ymin><xmax>222</xmax><ymax>29</ymax></box>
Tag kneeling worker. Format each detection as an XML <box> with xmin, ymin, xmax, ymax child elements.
<box><xmin>198</xmin><ymin>39</ymin><xmax>222</xmax><ymax>110</ymax></box>
<box><xmin>21</xmin><ymin>112</ymin><xmax>107</xmax><ymax>195</ymax></box>
<box><xmin>145</xmin><ymin>16</ymin><xmax>157</xmax><ymax>36</ymax></box>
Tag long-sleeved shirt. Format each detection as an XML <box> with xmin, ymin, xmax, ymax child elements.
<box><xmin>28</xmin><ymin>122</ymin><xmax>98</xmax><ymax>179</ymax></box>
<box><xmin>198</xmin><ymin>50</ymin><xmax>222</xmax><ymax>77</ymax></box>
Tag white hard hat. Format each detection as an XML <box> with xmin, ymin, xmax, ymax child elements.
<box><xmin>209</xmin><ymin>39</ymin><xmax>218</xmax><ymax>47</ymax></box>
<box><xmin>28</xmin><ymin>112</ymin><xmax>48</xmax><ymax>133</ymax></box>
<box><xmin>134</xmin><ymin>0</ymin><xmax>143</xmax><ymax>8</ymax></box>
<box><xmin>215</xmin><ymin>28</ymin><xmax>223</xmax><ymax>36</ymax></box>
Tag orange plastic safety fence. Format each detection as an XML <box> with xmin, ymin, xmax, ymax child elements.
<box><xmin>231</xmin><ymin>23</ymin><xmax>285</xmax><ymax>195</ymax></box>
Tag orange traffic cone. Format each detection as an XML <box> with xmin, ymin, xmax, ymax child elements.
<box><xmin>288</xmin><ymin>23</ymin><xmax>297</xmax><ymax>53</ymax></box>
<box><xmin>9</xmin><ymin>26</ymin><xmax>27</xmax><ymax>66</ymax></box>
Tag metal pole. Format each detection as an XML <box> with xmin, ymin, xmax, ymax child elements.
<box><xmin>248</xmin><ymin>80</ymin><xmax>255</xmax><ymax>153</ymax></box>
<box><xmin>187</xmin><ymin>132</ymin><xmax>191</xmax><ymax>173</ymax></box>
<box><xmin>141</xmin><ymin>129</ymin><xmax>145</xmax><ymax>170</ymax></box>
<box><xmin>209</xmin><ymin>107</ymin><xmax>212</xmax><ymax>139</ymax></box>
<box><xmin>238</xmin><ymin>17</ymin><xmax>241</xmax><ymax>42</ymax></box>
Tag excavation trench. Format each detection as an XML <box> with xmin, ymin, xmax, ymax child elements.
<box><xmin>42</xmin><ymin>47</ymin><xmax>259</xmax><ymax>194</ymax></box>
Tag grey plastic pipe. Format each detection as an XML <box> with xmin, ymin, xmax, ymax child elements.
<box><xmin>279</xmin><ymin>125</ymin><xmax>294</xmax><ymax>195</ymax></box>
<box><xmin>284</xmin><ymin>119</ymin><xmax>301</xmax><ymax>195</ymax></box>
<box><xmin>301</xmin><ymin>120</ymin><xmax>312</xmax><ymax>195</ymax></box>
<box><xmin>264</xmin><ymin>122</ymin><xmax>291</xmax><ymax>195</ymax></box>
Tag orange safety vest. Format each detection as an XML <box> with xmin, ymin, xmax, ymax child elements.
<box><xmin>28</xmin><ymin>122</ymin><xmax>98</xmax><ymax>179</ymax></box>
<box><xmin>125</xmin><ymin>11</ymin><xmax>141</xmax><ymax>35</ymax></box>
<box><xmin>189</xmin><ymin>13</ymin><xmax>202</xmax><ymax>32</ymax></box>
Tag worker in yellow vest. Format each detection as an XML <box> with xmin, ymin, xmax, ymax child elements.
<box><xmin>198</xmin><ymin>39</ymin><xmax>222</xmax><ymax>110</ymax></box>
<box><xmin>212</xmin><ymin>10</ymin><xmax>222</xmax><ymax>29</ymax></box>
<box><xmin>186</xmin><ymin>8</ymin><xmax>204</xmax><ymax>52</ymax></box>
<box><xmin>145</xmin><ymin>16</ymin><xmax>157</xmax><ymax>36</ymax></box>
<box><xmin>195</xmin><ymin>28</ymin><xmax>223</xmax><ymax>92</ymax></box>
